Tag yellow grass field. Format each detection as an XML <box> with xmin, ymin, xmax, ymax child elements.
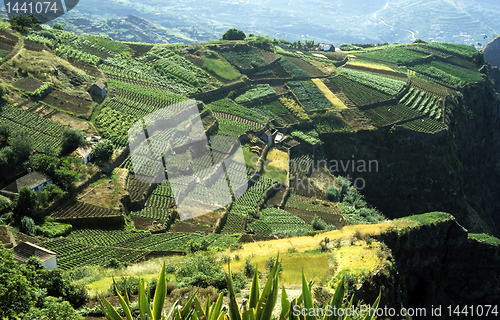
<box><xmin>223</xmin><ymin>222</ymin><xmax>395</xmax><ymax>261</ymax></box>
<box><xmin>311</xmin><ymin>78</ymin><xmax>347</xmax><ymax>109</ymax></box>
<box><xmin>347</xmin><ymin>59</ymin><xmax>396</xmax><ymax>72</ymax></box>
<box><xmin>266</xmin><ymin>148</ymin><xmax>288</xmax><ymax>171</ymax></box>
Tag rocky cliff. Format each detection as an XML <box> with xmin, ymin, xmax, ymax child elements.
<box><xmin>359</xmin><ymin>217</ymin><xmax>500</xmax><ymax>319</ymax></box>
<box><xmin>323</xmin><ymin>79</ymin><xmax>500</xmax><ymax>237</ymax></box>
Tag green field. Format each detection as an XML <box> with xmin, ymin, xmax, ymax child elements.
<box><xmin>202</xmin><ymin>58</ymin><xmax>241</xmax><ymax>80</ymax></box>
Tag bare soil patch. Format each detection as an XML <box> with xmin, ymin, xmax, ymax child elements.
<box><xmin>49</xmin><ymin>112</ymin><xmax>89</xmax><ymax>131</ymax></box>
<box><xmin>12</xmin><ymin>77</ymin><xmax>42</xmax><ymax>92</ymax></box>
<box><xmin>24</xmin><ymin>40</ymin><xmax>49</xmax><ymax>52</ymax></box>
<box><xmin>284</xmin><ymin>56</ymin><xmax>325</xmax><ymax>77</ymax></box>
<box><xmin>67</xmin><ymin>58</ymin><xmax>104</xmax><ymax>78</ymax></box>
<box><xmin>40</xmin><ymin>89</ymin><xmax>95</xmax><ymax>119</ymax></box>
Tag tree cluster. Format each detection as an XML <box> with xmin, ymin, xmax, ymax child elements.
<box><xmin>0</xmin><ymin>247</ymin><xmax>87</xmax><ymax>319</ymax></box>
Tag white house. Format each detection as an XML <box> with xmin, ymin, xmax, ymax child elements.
<box><xmin>12</xmin><ymin>242</ymin><xmax>57</xmax><ymax>270</ymax></box>
<box><xmin>318</xmin><ymin>43</ymin><xmax>335</xmax><ymax>52</ymax></box>
<box><xmin>72</xmin><ymin>146</ymin><xmax>93</xmax><ymax>164</ymax></box>
<box><xmin>14</xmin><ymin>171</ymin><xmax>52</xmax><ymax>192</ymax></box>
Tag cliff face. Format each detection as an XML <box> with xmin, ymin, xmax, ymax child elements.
<box><xmin>323</xmin><ymin>80</ymin><xmax>500</xmax><ymax>236</ymax></box>
<box><xmin>359</xmin><ymin>219</ymin><xmax>500</xmax><ymax>318</ymax></box>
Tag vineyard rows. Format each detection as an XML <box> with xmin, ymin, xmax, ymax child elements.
<box><xmin>400</xmin><ymin>117</ymin><xmax>447</xmax><ymax>133</ymax></box>
<box><xmin>409</xmin><ymin>61</ymin><xmax>484</xmax><ymax>87</ymax></box>
<box><xmin>362</xmin><ymin>102</ymin><xmax>423</xmax><ymax>127</ymax></box>
<box><xmin>289</xmin><ymin>155</ymin><xmax>312</xmax><ymax>176</ymax></box>
<box><xmin>221</xmin><ymin>50</ymin><xmax>268</xmax><ymax>70</ymax></box>
<box><xmin>130</xmin><ymin>207</ymin><xmax>174</xmax><ymax>221</ymax></box>
<box><xmin>51</xmin><ymin>201</ymin><xmax>122</xmax><ymax>219</ymax></box>
<box><xmin>287</xmin><ymin>80</ymin><xmax>333</xmax><ymax>111</ymax></box>
<box><xmin>356</xmin><ymin>47</ymin><xmax>428</xmax><ymax>64</ymax></box>
<box><xmin>94</xmin><ymin>107</ymin><xmax>135</xmax><ymax>147</ymax></box>
<box><xmin>234</xmin><ymin>84</ymin><xmax>276</xmax><ymax>104</ymax></box>
<box><xmin>338</xmin><ymin>68</ymin><xmax>406</xmax><ymax>96</ymax></box>
<box><xmin>285</xmin><ymin>194</ymin><xmax>337</xmax><ymax>214</ymax></box>
<box><xmin>330</xmin><ymin>75</ymin><xmax>392</xmax><ymax>106</ymax></box>
<box><xmin>213</xmin><ymin>112</ymin><xmax>264</xmax><ymax>128</ymax></box>
<box><xmin>68</xmin><ymin>229</ymin><xmax>147</xmax><ymax>247</ymax></box>
<box><xmin>208</xmin><ymin>98</ymin><xmax>268</xmax><ymax>124</ymax></box>
<box><xmin>217</xmin><ymin>117</ymin><xmax>262</xmax><ymax>137</ymax></box>
<box><xmin>0</xmin><ymin>104</ymin><xmax>64</xmax><ymax>152</ymax></box>
<box><xmin>247</xmin><ymin>208</ymin><xmax>312</xmax><ymax>237</ymax></box>
<box><xmin>55</xmin><ymin>44</ymin><xmax>101</xmax><ymax>64</ymax></box>
<box><xmin>221</xmin><ymin>176</ymin><xmax>277</xmax><ymax>234</ymax></box>
<box><xmin>399</xmin><ymin>87</ymin><xmax>443</xmax><ymax>120</ymax></box>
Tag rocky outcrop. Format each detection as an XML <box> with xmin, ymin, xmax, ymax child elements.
<box><xmin>323</xmin><ymin>80</ymin><xmax>500</xmax><ymax>237</ymax></box>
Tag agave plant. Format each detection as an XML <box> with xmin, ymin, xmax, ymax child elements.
<box><xmin>99</xmin><ymin>258</ymin><xmax>380</xmax><ymax>320</ymax></box>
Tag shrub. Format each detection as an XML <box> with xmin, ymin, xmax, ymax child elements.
<box><xmin>265</xmin><ymin>257</ymin><xmax>283</xmax><ymax>274</ymax></box>
<box><xmin>325</xmin><ymin>186</ymin><xmax>340</xmax><ymax>202</ymax></box>
<box><xmin>111</xmin><ymin>276</ymin><xmax>140</xmax><ymax>296</ymax></box>
<box><xmin>243</xmin><ymin>258</ymin><xmax>256</xmax><ymax>278</ymax></box>
<box><xmin>21</xmin><ymin>216</ymin><xmax>36</xmax><ymax>236</ymax></box>
<box><xmin>222</xmin><ymin>28</ymin><xmax>246</xmax><ymax>41</ymax></box>
<box><xmin>100</xmin><ymin>258</ymin><xmax>127</xmax><ymax>269</ymax></box>
<box><xmin>311</xmin><ymin>216</ymin><xmax>327</xmax><ymax>230</ymax></box>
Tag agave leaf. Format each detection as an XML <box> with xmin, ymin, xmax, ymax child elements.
<box><xmin>139</xmin><ymin>278</ymin><xmax>154</xmax><ymax>320</ymax></box>
<box><xmin>181</xmin><ymin>288</ymin><xmax>199</xmax><ymax>319</ymax></box>
<box><xmin>249</xmin><ymin>268</ymin><xmax>260</xmax><ymax>309</ymax></box>
<box><xmin>113</xmin><ymin>281</ymin><xmax>134</xmax><ymax>320</ymax></box>
<box><xmin>153</xmin><ymin>263</ymin><xmax>167</xmax><ymax>320</ymax></box>
<box><xmin>280</xmin><ymin>286</ymin><xmax>290</xmax><ymax>320</ymax></box>
<box><xmin>326</xmin><ymin>277</ymin><xmax>344</xmax><ymax>320</ymax></box>
<box><xmin>205</xmin><ymin>294</ymin><xmax>211</xmax><ymax>319</ymax></box>
<box><xmin>100</xmin><ymin>295</ymin><xmax>125</xmax><ymax>320</ymax></box>
<box><xmin>362</xmin><ymin>291</ymin><xmax>381</xmax><ymax>320</ymax></box>
<box><xmin>209</xmin><ymin>293</ymin><xmax>224</xmax><ymax>320</ymax></box>
<box><xmin>301</xmin><ymin>271</ymin><xmax>314</xmax><ymax>320</ymax></box>
<box><xmin>226</xmin><ymin>269</ymin><xmax>242</xmax><ymax>320</ymax></box>
<box><xmin>165</xmin><ymin>300</ymin><xmax>180</xmax><ymax>320</ymax></box>
<box><xmin>192</xmin><ymin>298</ymin><xmax>207</xmax><ymax>320</ymax></box>
<box><xmin>97</xmin><ymin>295</ymin><xmax>114</xmax><ymax>320</ymax></box>
<box><xmin>256</xmin><ymin>256</ymin><xmax>280</xmax><ymax>320</ymax></box>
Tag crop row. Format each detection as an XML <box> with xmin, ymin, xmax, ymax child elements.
<box><xmin>68</xmin><ymin>229</ymin><xmax>147</xmax><ymax>247</ymax></box>
<box><xmin>399</xmin><ymin>87</ymin><xmax>442</xmax><ymax>120</ymax></box>
<box><xmin>400</xmin><ymin>117</ymin><xmax>447</xmax><ymax>134</ymax></box>
<box><xmin>356</xmin><ymin>47</ymin><xmax>428</xmax><ymax>64</ymax></box>
<box><xmin>130</xmin><ymin>207</ymin><xmax>174</xmax><ymax>221</ymax></box>
<box><xmin>409</xmin><ymin>61</ymin><xmax>484</xmax><ymax>87</ymax></box>
<box><xmin>289</xmin><ymin>155</ymin><xmax>312</xmax><ymax>176</ymax></box>
<box><xmin>278</xmin><ymin>57</ymin><xmax>309</xmax><ymax>78</ymax></box>
<box><xmin>287</xmin><ymin>80</ymin><xmax>333</xmax><ymax>111</ymax></box>
<box><xmin>362</xmin><ymin>102</ymin><xmax>423</xmax><ymax>127</ymax></box>
<box><xmin>154</xmin><ymin>57</ymin><xmax>203</xmax><ymax>87</ymax></box>
<box><xmin>94</xmin><ymin>107</ymin><xmax>135</xmax><ymax>147</ymax></box>
<box><xmin>145</xmin><ymin>194</ymin><xmax>175</xmax><ymax>210</ymax></box>
<box><xmin>51</xmin><ymin>201</ymin><xmax>121</xmax><ymax>219</ymax></box>
<box><xmin>289</xmin><ymin>130</ymin><xmax>322</xmax><ymax>146</ymax></box>
<box><xmin>234</xmin><ymin>84</ymin><xmax>276</xmax><ymax>103</ymax></box>
<box><xmin>279</xmin><ymin>96</ymin><xmax>309</xmax><ymax>121</ymax></box>
<box><xmin>247</xmin><ymin>208</ymin><xmax>312</xmax><ymax>237</ymax></box>
<box><xmin>55</xmin><ymin>45</ymin><xmax>101</xmax><ymax>64</ymax></box>
<box><xmin>208</xmin><ymin>98</ymin><xmax>268</xmax><ymax>124</ymax></box>
<box><xmin>285</xmin><ymin>194</ymin><xmax>337</xmax><ymax>214</ymax></box>
<box><xmin>338</xmin><ymin>68</ymin><xmax>406</xmax><ymax>96</ymax></box>
<box><xmin>103</xmin><ymin>56</ymin><xmax>197</xmax><ymax>95</ymax></box>
<box><xmin>119</xmin><ymin>232</ymin><xmax>187</xmax><ymax>250</ymax></box>
<box><xmin>330</xmin><ymin>75</ymin><xmax>392</xmax><ymax>106</ymax></box>
<box><xmin>421</xmin><ymin>42</ymin><xmax>478</xmax><ymax>59</ymax></box>
<box><xmin>221</xmin><ymin>50</ymin><xmax>268</xmax><ymax>70</ymax></box>
<box><xmin>217</xmin><ymin>117</ymin><xmax>262</xmax><ymax>137</ymax></box>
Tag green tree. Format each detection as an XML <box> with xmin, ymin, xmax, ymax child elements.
<box><xmin>11</xmin><ymin>129</ymin><xmax>34</xmax><ymax>160</ymax></box>
<box><xmin>9</xmin><ymin>14</ymin><xmax>41</xmax><ymax>32</ymax></box>
<box><xmin>0</xmin><ymin>247</ymin><xmax>37</xmax><ymax>318</ymax></box>
<box><xmin>21</xmin><ymin>216</ymin><xmax>36</xmax><ymax>235</ymax></box>
<box><xmin>91</xmin><ymin>139</ymin><xmax>114</xmax><ymax>162</ymax></box>
<box><xmin>0</xmin><ymin>85</ymin><xmax>7</xmax><ymax>98</ymax></box>
<box><xmin>52</xmin><ymin>23</ymin><xmax>64</xmax><ymax>30</ymax></box>
<box><xmin>0</xmin><ymin>194</ymin><xmax>12</xmax><ymax>215</ymax></box>
<box><xmin>14</xmin><ymin>187</ymin><xmax>39</xmax><ymax>219</ymax></box>
<box><xmin>222</xmin><ymin>28</ymin><xmax>246</xmax><ymax>40</ymax></box>
<box><xmin>0</xmin><ymin>123</ymin><xmax>10</xmax><ymax>141</ymax></box>
<box><xmin>54</xmin><ymin>169</ymin><xmax>78</xmax><ymax>191</ymax></box>
<box><xmin>61</xmin><ymin>128</ymin><xmax>84</xmax><ymax>155</ymax></box>
<box><xmin>325</xmin><ymin>186</ymin><xmax>341</xmax><ymax>202</ymax></box>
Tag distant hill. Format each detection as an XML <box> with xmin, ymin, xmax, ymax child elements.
<box><xmin>41</xmin><ymin>0</ymin><xmax>500</xmax><ymax>46</ymax></box>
